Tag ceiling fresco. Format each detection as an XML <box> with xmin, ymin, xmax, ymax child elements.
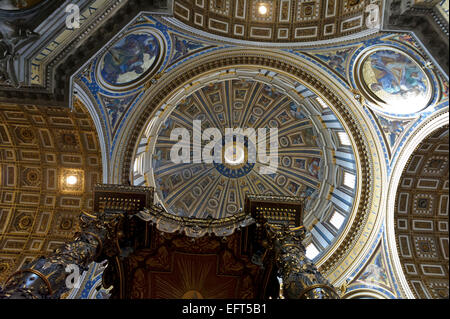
<box><xmin>151</xmin><ymin>79</ymin><xmax>326</xmax><ymax>220</ymax></box>
<box><xmin>394</xmin><ymin>126</ymin><xmax>449</xmax><ymax>299</ymax></box>
<box><xmin>64</xmin><ymin>261</ymin><xmax>111</xmax><ymax>299</ymax></box>
<box><xmin>0</xmin><ymin>0</ymin><xmax>173</xmax><ymax>107</ymax></box>
<box><xmin>73</xmin><ymin>16</ymin><xmax>218</xmax><ymax>157</ymax></box>
<box><xmin>347</xmin><ymin>35</ymin><xmax>442</xmax><ymax>120</ymax></box>
<box><xmin>0</xmin><ymin>0</ymin><xmax>447</xmax><ymax>300</ymax></box>
<box><xmin>73</xmin><ymin>14</ymin><xmax>448</xmax><ymax>176</ymax></box>
<box><xmin>355</xmin><ymin>47</ymin><xmax>432</xmax><ymax>115</ymax></box>
<box><xmin>98</xmin><ymin>29</ymin><xmax>165</xmax><ymax>90</ymax></box>
<box><xmin>344</xmin><ymin>243</ymin><xmax>398</xmax><ymax>299</ymax></box>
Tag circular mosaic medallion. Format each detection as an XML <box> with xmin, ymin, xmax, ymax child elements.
<box><xmin>355</xmin><ymin>47</ymin><xmax>432</xmax><ymax>115</ymax></box>
<box><xmin>97</xmin><ymin>29</ymin><xmax>164</xmax><ymax>90</ymax></box>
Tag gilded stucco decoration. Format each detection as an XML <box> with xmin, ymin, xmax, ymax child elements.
<box><xmin>394</xmin><ymin>126</ymin><xmax>449</xmax><ymax>299</ymax></box>
<box><xmin>171</xmin><ymin>0</ymin><xmax>383</xmax><ymax>43</ymax></box>
<box><xmin>0</xmin><ymin>99</ymin><xmax>102</xmax><ymax>285</ymax></box>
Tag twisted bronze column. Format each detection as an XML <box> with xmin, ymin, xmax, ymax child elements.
<box><xmin>266</xmin><ymin>224</ymin><xmax>339</xmax><ymax>299</ymax></box>
<box><xmin>0</xmin><ymin>211</ymin><xmax>123</xmax><ymax>299</ymax></box>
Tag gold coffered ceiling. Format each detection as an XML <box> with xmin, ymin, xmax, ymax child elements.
<box><xmin>395</xmin><ymin>126</ymin><xmax>449</xmax><ymax>299</ymax></box>
<box><xmin>173</xmin><ymin>0</ymin><xmax>380</xmax><ymax>42</ymax></box>
<box><xmin>0</xmin><ymin>99</ymin><xmax>102</xmax><ymax>284</ymax></box>
<box><xmin>0</xmin><ymin>0</ymin><xmax>45</xmax><ymax>11</ymax></box>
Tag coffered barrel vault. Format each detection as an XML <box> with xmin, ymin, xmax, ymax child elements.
<box><xmin>0</xmin><ymin>100</ymin><xmax>103</xmax><ymax>284</ymax></box>
<box><xmin>394</xmin><ymin>126</ymin><xmax>449</xmax><ymax>299</ymax></box>
<box><xmin>172</xmin><ymin>0</ymin><xmax>382</xmax><ymax>42</ymax></box>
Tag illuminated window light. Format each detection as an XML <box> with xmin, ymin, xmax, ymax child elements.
<box><xmin>66</xmin><ymin>175</ymin><xmax>78</xmax><ymax>185</ymax></box>
<box><xmin>315</xmin><ymin>97</ymin><xmax>328</xmax><ymax>109</ymax></box>
<box><xmin>343</xmin><ymin>172</ymin><xmax>356</xmax><ymax>189</ymax></box>
<box><xmin>305</xmin><ymin>243</ymin><xmax>320</xmax><ymax>260</ymax></box>
<box><xmin>144</xmin><ymin>116</ymin><xmax>158</xmax><ymax>137</ymax></box>
<box><xmin>133</xmin><ymin>158</ymin><xmax>139</xmax><ymax>173</ymax></box>
<box><xmin>224</xmin><ymin>142</ymin><xmax>245</xmax><ymax>165</ymax></box>
<box><xmin>329</xmin><ymin>211</ymin><xmax>345</xmax><ymax>230</ymax></box>
<box><xmin>337</xmin><ymin>131</ymin><xmax>351</xmax><ymax>146</ymax></box>
<box><xmin>258</xmin><ymin>3</ymin><xmax>268</xmax><ymax>15</ymax></box>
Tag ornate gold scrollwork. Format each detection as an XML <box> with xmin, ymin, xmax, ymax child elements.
<box><xmin>266</xmin><ymin>224</ymin><xmax>339</xmax><ymax>299</ymax></box>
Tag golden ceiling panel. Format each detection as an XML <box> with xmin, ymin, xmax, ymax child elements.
<box><xmin>0</xmin><ymin>99</ymin><xmax>102</xmax><ymax>284</ymax></box>
<box><xmin>394</xmin><ymin>126</ymin><xmax>449</xmax><ymax>299</ymax></box>
<box><xmin>172</xmin><ymin>0</ymin><xmax>380</xmax><ymax>42</ymax></box>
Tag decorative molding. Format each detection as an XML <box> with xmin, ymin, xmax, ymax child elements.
<box><xmin>0</xmin><ymin>0</ymin><xmax>172</xmax><ymax>106</ymax></box>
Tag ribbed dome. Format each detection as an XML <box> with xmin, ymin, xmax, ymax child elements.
<box><xmin>152</xmin><ymin>79</ymin><xmax>324</xmax><ymax>219</ymax></box>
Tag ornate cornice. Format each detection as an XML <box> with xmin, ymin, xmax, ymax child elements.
<box><xmin>383</xmin><ymin>0</ymin><xmax>449</xmax><ymax>77</ymax></box>
<box><xmin>0</xmin><ymin>0</ymin><xmax>172</xmax><ymax>106</ymax></box>
<box><xmin>137</xmin><ymin>205</ymin><xmax>255</xmax><ymax>237</ymax></box>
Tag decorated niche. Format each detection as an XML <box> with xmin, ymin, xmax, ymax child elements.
<box><xmin>354</xmin><ymin>46</ymin><xmax>433</xmax><ymax>116</ymax></box>
<box><xmin>96</xmin><ymin>28</ymin><xmax>165</xmax><ymax>91</ymax></box>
